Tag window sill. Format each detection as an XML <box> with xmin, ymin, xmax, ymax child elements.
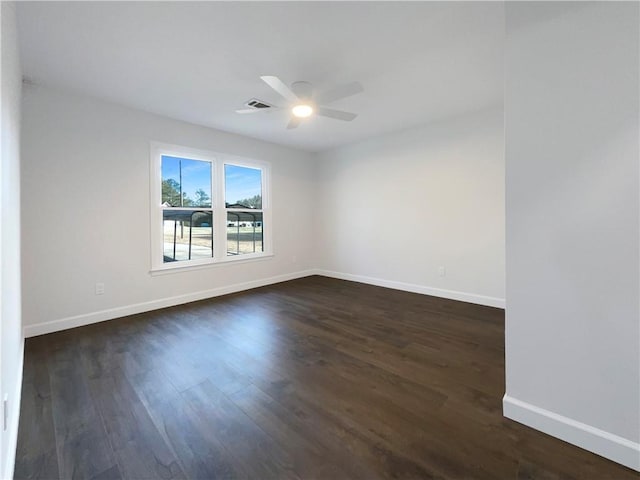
<box><xmin>149</xmin><ymin>253</ymin><xmax>274</xmax><ymax>276</ymax></box>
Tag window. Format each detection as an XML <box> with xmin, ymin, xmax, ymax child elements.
<box><xmin>161</xmin><ymin>156</ymin><xmax>213</xmax><ymax>262</ymax></box>
<box><xmin>225</xmin><ymin>164</ymin><xmax>263</xmax><ymax>256</ymax></box>
<box><xmin>150</xmin><ymin>143</ymin><xmax>271</xmax><ymax>272</ymax></box>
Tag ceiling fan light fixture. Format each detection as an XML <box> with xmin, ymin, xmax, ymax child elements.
<box><xmin>292</xmin><ymin>104</ymin><xmax>314</xmax><ymax>118</ymax></box>
<box><xmin>242</xmin><ymin>76</ymin><xmax>362</xmax><ymax>129</ymax></box>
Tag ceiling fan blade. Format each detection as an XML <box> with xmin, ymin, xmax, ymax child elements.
<box><xmin>287</xmin><ymin>117</ymin><xmax>301</xmax><ymax>130</ymax></box>
<box><xmin>261</xmin><ymin>75</ymin><xmax>299</xmax><ymax>103</ymax></box>
<box><xmin>317</xmin><ymin>107</ymin><xmax>358</xmax><ymax>122</ymax></box>
<box><xmin>316</xmin><ymin>82</ymin><xmax>363</xmax><ymax>105</ymax></box>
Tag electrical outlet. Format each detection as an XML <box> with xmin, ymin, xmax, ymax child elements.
<box><xmin>95</xmin><ymin>282</ymin><xmax>105</xmax><ymax>295</ymax></box>
<box><xmin>438</xmin><ymin>266</ymin><xmax>446</xmax><ymax>277</ymax></box>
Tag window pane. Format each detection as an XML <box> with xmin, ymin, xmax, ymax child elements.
<box><xmin>225</xmin><ymin>164</ymin><xmax>262</xmax><ymax>209</ymax></box>
<box><xmin>163</xmin><ymin>210</ymin><xmax>213</xmax><ymax>262</ymax></box>
<box><xmin>162</xmin><ymin>156</ymin><xmax>212</xmax><ymax>207</ymax></box>
<box><xmin>227</xmin><ymin>212</ymin><xmax>263</xmax><ymax>256</ymax></box>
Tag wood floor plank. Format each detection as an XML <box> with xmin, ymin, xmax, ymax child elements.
<box><xmin>229</xmin><ymin>383</ymin><xmax>353</xmax><ymax>480</ymax></box>
<box><xmin>181</xmin><ymin>380</ymin><xmax>301</xmax><ymax>480</ymax></box>
<box><xmin>47</xmin><ymin>337</ymin><xmax>118</xmax><ymax>480</ymax></box>
<box><xmin>14</xmin><ymin>337</ymin><xmax>59</xmax><ymax>480</ymax></box>
<box><xmin>252</xmin><ymin>376</ymin><xmax>448</xmax><ymax>480</ymax></box>
<box><xmin>87</xmin><ymin>367</ymin><xmax>186</xmax><ymax>480</ymax></box>
<box><xmin>15</xmin><ymin>276</ymin><xmax>638</xmax><ymax>480</ymax></box>
<box><xmin>137</xmin><ymin>388</ymin><xmax>247</xmax><ymax>480</ymax></box>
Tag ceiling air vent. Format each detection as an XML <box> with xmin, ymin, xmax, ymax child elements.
<box><xmin>244</xmin><ymin>98</ymin><xmax>273</xmax><ymax>110</ymax></box>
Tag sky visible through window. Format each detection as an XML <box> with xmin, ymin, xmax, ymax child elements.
<box><xmin>225</xmin><ymin>164</ymin><xmax>262</xmax><ymax>207</ymax></box>
<box><xmin>162</xmin><ymin>156</ymin><xmax>262</xmax><ymax>208</ymax></box>
<box><xmin>162</xmin><ymin>156</ymin><xmax>211</xmax><ymax>207</ymax></box>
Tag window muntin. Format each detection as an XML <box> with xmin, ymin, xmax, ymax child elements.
<box><xmin>151</xmin><ymin>143</ymin><xmax>270</xmax><ymax>272</ymax></box>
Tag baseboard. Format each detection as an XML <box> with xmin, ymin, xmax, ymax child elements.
<box><xmin>503</xmin><ymin>395</ymin><xmax>640</xmax><ymax>471</ymax></box>
<box><xmin>24</xmin><ymin>270</ymin><xmax>317</xmax><ymax>338</ymax></box>
<box><xmin>24</xmin><ymin>269</ymin><xmax>503</xmax><ymax>337</ymax></box>
<box><xmin>315</xmin><ymin>269</ymin><xmax>505</xmax><ymax>309</ymax></box>
<box><xmin>2</xmin><ymin>337</ymin><xmax>25</xmax><ymax>480</ymax></box>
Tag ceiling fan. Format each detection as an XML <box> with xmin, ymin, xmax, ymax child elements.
<box><xmin>236</xmin><ymin>76</ymin><xmax>363</xmax><ymax>129</ymax></box>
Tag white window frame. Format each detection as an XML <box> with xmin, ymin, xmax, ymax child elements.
<box><xmin>150</xmin><ymin>142</ymin><xmax>272</xmax><ymax>274</ymax></box>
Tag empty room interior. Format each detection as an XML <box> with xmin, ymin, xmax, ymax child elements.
<box><xmin>1</xmin><ymin>1</ymin><xmax>639</xmax><ymax>479</ymax></box>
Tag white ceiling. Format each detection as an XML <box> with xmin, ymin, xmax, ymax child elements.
<box><xmin>17</xmin><ymin>2</ymin><xmax>504</xmax><ymax>153</ymax></box>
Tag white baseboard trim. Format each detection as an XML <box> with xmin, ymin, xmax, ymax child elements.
<box><xmin>315</xmin><ymin>269</ymin><xmax>505</xmax><ymax>309</ymax></box>
<box><xmin>3</xmin><ymin>337</ymin><xmax>25</xmax><ymax>480</ymax></box>
<box><xmin>503</xmin><ymin>395</ymin><xmax>640</xmax><ymax>472</ymax></box>
<box><xmin>24</xmin><ymin>269</ymin><xmax>505</xmax><ymax>338</ymax></box>
<box><xmin>24</xmin><ymin>270</ymin><xmax>317</xmax><ymax>338</ymax></box>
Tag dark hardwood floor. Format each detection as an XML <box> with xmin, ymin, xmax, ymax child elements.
<box><xmin>15</xmin><ymin>276</ymin><xmax>637</xmax><ymax>479</ymax></box>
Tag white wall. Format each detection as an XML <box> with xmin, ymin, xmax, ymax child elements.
<box><xmin>314</xmin><ymin>108</ymin><xmax>505</xmax><ymax>307</ymax></box>
<box><xmin>0</xmin><ymin>2</ymin><xmax>23</xmax><ymax>479</ymax></box>
<box><xmin>21</xmin><ymin>86</ymin><xmax>316</xmax><ymax>335</ymax></box>
<box><xmin>504</xmin><ymin>2</ymin><xmax>639</xmax><ymax>471</ymax></box>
